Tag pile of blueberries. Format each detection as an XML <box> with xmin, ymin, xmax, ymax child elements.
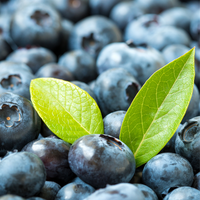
<box><xmin>0</xmin><ymin>0</ymin><xmax>200</xmax><ymax>199</ymax></box>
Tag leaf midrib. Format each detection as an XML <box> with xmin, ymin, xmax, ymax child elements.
<box><xmin>134</xmin><ymin>57</ymin><xmax>191</xmax><ymax>157</ymax></box>
<box><xmin>32</xmin><ymin>80</ymin><xmax>92</xmax><ymax>136</ymax></box>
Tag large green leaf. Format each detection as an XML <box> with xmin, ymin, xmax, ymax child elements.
<box><xmin>30</xmin><ymin>78</ymin><xmax>104</xmax><ymax>144</ymax></box>
<box><xmin>120</xmin><ymin>48</ymin><xmax>195</xmax><ymax>167</ymax></box>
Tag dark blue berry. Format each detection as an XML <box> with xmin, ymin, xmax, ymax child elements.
<box><xmin>84</xmin><ymin>183</ymin><xmax>145</xmax><ymax>200</ymax></box>
<box><xmin>175</xmin><ymin>116</ymin><xmax>200</xmax><ymax>171</ymax></box>
<box><xmin>142</xmin><ymin>153</ymin><xmax>194</xmax><ymax>199</ymax></box>
<box><xmin>68</xmin><ymin>134</ymin><xmax>136</xmax><ymax>189</ymax></box>
<box><xmin>0</xmin><ymin>92</ymin><xmax>41</xmax><ymax>155</ymax></box>
<box><xmin>0</xmin><ymin>152</ymin><xmax>46</xmax><ymax>198</ymax></box>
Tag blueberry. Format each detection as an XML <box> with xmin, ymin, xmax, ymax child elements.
<box><xmin>103</xmin><ymin>110</ymin><xmax>126</xmax><ymax>139</ymax></box>
<box><xmin>58</xmin><ymin>50</ymin><xmax>97</xmax><ymax>83</ymax></box>
<box><xmin>97</xmin><ymin>41</ymin><xmax>166</xmax><ymax>85</ymax></box>
<box><xmin>190</xmin><ymin>10</ymin><xmax>200</xmax><ymax>41</ymax></box>
<box><xmin>93</xmin><ymin>68</ymin><xmax>141</xmax><ymax>116</ymax></box>
<box><xmin>36</xmin><ymin>181</ymin><xmax>61</xmax><ymax>200</ymax></box>
<box><xmin>71</xmin><ymin>81</ymin><xmax>98</xmax><ymax>103</ymax></box>
<box><xmin>35</xmin><ymin>63</ymin><xmax>75</xmax><ymax>81</ymax></box>
<box><xmin>0</xmin><ymin>67</ymin><xmax>35</xmax><ymax>100</ymax></box>
<box><xmin>0</xmin><ymin>0</ymin><xmax>19</xmax><ymax>14</ymax></box>
<box><xmin>0</xmin><ymin>61</ymin><xmax>33</xmax><ymax>74</ymax></box>
<box><xmin>142</xmin><ymin>153</ymin><xmax>194</xmax><ymax>199</ymax></box>
<box><xmin>87</xmin><ymin>79</ymin><xmax>96</xmax><ymax>92</ymax></box>
<box><xmin>55</xmin><ymin>177</ymin><xmax>95</xmax><ymax>200</ymax></box>
<box><xmin>0</xmin><ymin>151</ymin><xmax>46</xmax><ymax>197</ymax></box>
<box><xmin>84</xmin><ymin>183</ymin><xmax>145</xmax><ymax>200</ymax></box>
<box><xmin>182</xmin><ymin>84</ymin><xmax>199</xmax><ymax>123</ymax></box>
<box><xmin>124</xmin><ymin>14</ymin><xmax>160</xmax><ymax>46</ymax></box>
<box><xmin>133</xmin><ymin>184</ymin><xmax>159</xmax><ymax>200</ymax></box>
<box><xmin>10</xmin><ymin>4</ymin><xmax>62</xmax><ymax>51</ymax></box>
<box><xmin>162</xmin><ymin>44</ymin><xmax>190</xmax><ymax>64</ymax></box>
<box><xmin>68</xmin><ymin>15</ymin><xmax>122</xmax><ymax>58</ymax></box>
<box><xmin>147</xmin><ymin>26</ymin><xmax>191</xmax><ymax>51</ymax></box>
<box><xmin>0</xmin><ymin>92</ymin><xmax>41</xmax><ymax>155</ymax></box>
<box><xmin>163</xmin><ymin>186</ymin><xmax>200</xmax><ymax>200</ymax></box>
<box><xmin>22</xmin><ymin>137</ymin><xmax>75</xmax><ymax>186</ymax></box>
<box><xmin>135</xmin><ymin>0</ymin><xmax>180</xmax><ymax>14</ymax></box>
<box><xmin>192</xmin><ymin>172</ymin><xmax>200</xmax><ymax>190</ymax></box>
<box><xmin>159</xmin><ymin>7</ymin><xmax>192</xmax><ymax>32</ymax></box>
<box><xmin>6</xmin><ymin>47</ymin><xmax>56</xmax><ymax>74</ymax></box>
<box><xmin>68</xmin><ymin>134</ymin><xmax>136</xmax><ymax>189</ymax></box>
<box><xmin>89</xmin><ymin>0</ymin><xmax>122</xmax><ymax>17</ymax></box>
<box><xmin>52</xmin><ymin>0</ymin><xmax>90</xmax><ymax>23</ymax></box>
<box><xmin>175</xmin><ymin>116</ymin><xmax>200</xmax><ymax>171</ymax></box>
<box><xmin>0</xmin><ymin>195</ymin><xmax>25</xmax><ymax>200</ymax></box>
<box><xmin>110</xmin><ymin>1</ymin><xmax>144</xmax><ymax>31</ymax></box>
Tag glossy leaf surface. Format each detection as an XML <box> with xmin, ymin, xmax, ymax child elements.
<box><xmin>120</xmin><ymin>48</ymin><xmax>195</xmax><ymax>167</ymax></box>
<box><xmin>30</xmin><ymin>78</ymin><xmax>103</xmax><ymax>144</ymax></box>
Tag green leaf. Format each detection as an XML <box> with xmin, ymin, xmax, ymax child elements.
<box><xmin>30</xmin><ymin>78</ymin><xmax>104</xmax><ymax>144</ymax></box>
<box><xmin>119</xmin><ymin>48</ymin><xmax>195</xmax><ymax>167</ymax></box>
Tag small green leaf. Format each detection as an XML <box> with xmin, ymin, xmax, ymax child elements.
<box><xmin>120</xmin><ymin>48</ymin><xmax>195</xmax><ymax>167</ymax></box>
<box><xmin>30</xmin><ymin>78</ymin><xmax>104</xmax><ymax>144</ymax></box>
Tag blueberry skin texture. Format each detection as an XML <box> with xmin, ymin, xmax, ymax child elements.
<box><xmin>159</xmin><ymin>7</ymin><xmax>192</xmax><ymax>32</ymax></box>
<box><xmin>193</xmin><ymin>172</ymin><xmax>200</xmax><ymax>190</ymax></box>
<box><xmin>68</xmin><ymin>134</ymin><xmax>136</xmax><ymax>189</ymax></box>
<box><xmin>93</xmin><ymin>68</ymin><xmax>141</xmax><ymax>117</ymax></box>
<box><xmin>35</xmin><ymin>63</ymin><xmax>75</xmax><ymax>81</ymax></box>
<box><xmin>146</xmin><ymin>26</ymin><xmax>191</xmax><ymax>51</ymax></box>
<box><xmin>84</xmin><ymin>183</ymin><xmax>145</xmax><ymax>200</ymax></box>
<box><xmin>124</xmin><ymin>14</ymin><xmax>161</xmax><ymax>45</ymax></box>
<box><xmin>68</xmin><ymin>16</ymin><xmax>122</xmax><ymax>58</ymax></box>
<box><xmin>162</xmin><ymin>44</ymin><xmax>190</xmax><ymax>64</ymax></box>
<box><xmin>133</xmin><ymin>184</ymin><xmax>159</xmax><ymax>200</ymax></box>
<box><xmin>0</xmin><ymin>195</ymin><xmax>25</xmax><ymax>200</ymax></box>
<box><xmin>182</xmin><ymin>84</ymin><xmax>199</xmax><ymax>124</ymax></box>
<box><xmin>52</xmin><ymin>0</ymin><xmax>89</xmax><ymax>23</ymax></box>
<box><xmin>110</xmin><ymin>1</ymin><xmax>144</xmax><ymax>31</ymax></box>
<box><xmin>71</xmin><ymin>81</ymin><xmax>98</xmax><ymax>103</ymax></box>
<box><xmin>135</xmin><ymin>0</ymin><xmax>180</xmax><ymax>14</ymax></box>
<box><xmin>142</xmin><ymin>153</ymin><xmax>194</xmax><ymax>199</ymax></box>
<box><xmin>22</xmin><ymin>137</ymin><xmax>75</xmax><ymax>185</ymax></box>
<box><xmin>36</xmin><ymin>181</ymin><xmax>61</xmax><ymax>200</ymax></box>
<box><xmin>103</xmin><ymin>110</ymin><xmax>126</xmax><ymax>139</ymax></box>
<box><xmin>175</xmin><ymin>116</ymin><xmax>200</xmax><ymax>171</ymax></box>
<box><xmin>6</xmin><ymin>47</ymin><xmax>56</xmax><ymax>74</ymax></box>
<box><xmin>190</xmin><ymin>10</ymin><xmax>200</xmax><ymax>41</ymax></box>
<box><xmin>96</xmin><ymin>42</ymin><xmax>166</xmax><ymax>85</ymax></box>
<box><xmin>163</xmin><ymin>187</ymin><xmax>200</xmax><ymax>200</ymax></box>
<box><xmin>124</xmin><ymin>14</ymin><xmax>191</xmax><ymax>51</ymax></box>
<box><xmin>89</xmin><ymin>0</ymin><xmax>122</xmax><ymax>17</ymax></box>
<box><xmin>58</xmin><ymin>50</ymin><xmax>97</xmax><ymax>83</ymax></box>
<box><xmin>0</xmin><ymin>152</ymin><xmax>46</xmax><ymax>197</ymax></box>
<box><xmin>0</xmin><ymin>92</ymin><xmax>41</xmax><ymax>154</ymax></box>
<box><xmin>0</xmin><ymin>69</ymin><xmax>35</xmax><ymax>100</ymax></box>
<box><xmin>55</xmin><ymin>177</ymin><xmax>95</xmax><ymax>200</ymax></box>
<box><xmin>10</xmin><ymin>4</ymin><xmax>62</xmax><ymax>51</ymax></box>
<box><xmin>0</xmin><ymin>61</ymin><xmax>33</xmax><ymax>74</ymax></box>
